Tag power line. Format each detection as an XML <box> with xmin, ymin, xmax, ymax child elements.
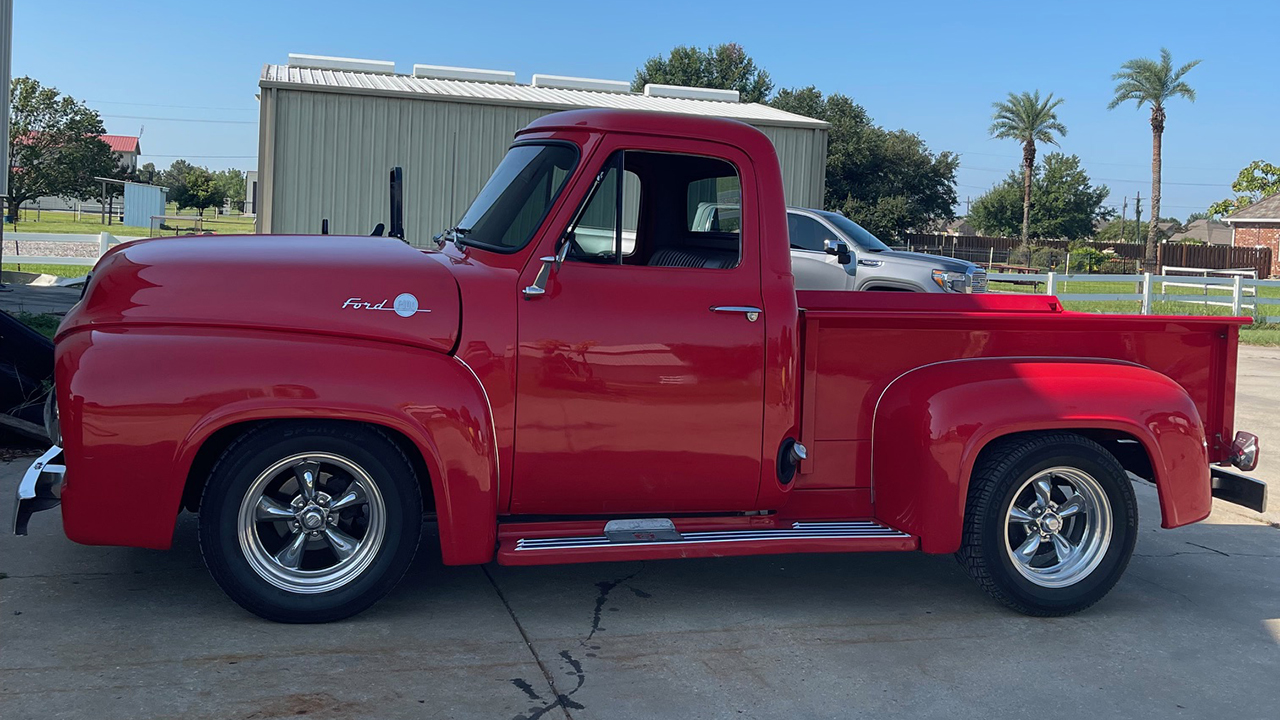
<box><xmin>102</xmin><ymin>114</ymin><xmax>257</xmax><ymax>125</ymax></box>
<box><xmin>88</xmin><ymin>99</ymin><xmax>256</xmax><ymax>112</ymax></box>
<box><xmin>957</xmin><ymin>148</ymin><xmax>1236</xmax><ymax>173</ymax></box>
<box><xmin>958</xmin><ymin>164</ymin><xmax>1226</xmax><ymax>187</ymax></box>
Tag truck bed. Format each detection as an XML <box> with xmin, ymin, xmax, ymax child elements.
<box><xmin>794</xmin><ymin>290</ymin><xmax>1246</xmax><ymax>509</ymax></box>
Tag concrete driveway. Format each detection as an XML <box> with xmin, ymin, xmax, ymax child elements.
<box><xmin>3</xmin><ymin>354</ymin><xmax>1279</xmax><ymax>720</ymax></box>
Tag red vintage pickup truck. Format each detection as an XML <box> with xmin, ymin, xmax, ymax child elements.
<box><xmin>15</xmin><ymin>109</ymin><xmax>1265</xmax><ymax>623</ymax></box>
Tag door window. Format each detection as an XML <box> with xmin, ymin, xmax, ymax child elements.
<box><xmin>787</xmin><ymin>213</ymin><xmax>837</xmax><ymax>252</ymax></box>
<box><xmin>565</xmin><ymin>151</ymin><xmax>743</xmax><ymax>270</ymax></box>
<box><xmin>566</xmin><ymin>154</ymin><xmax>640</xmax><ymax>260</ymax></box>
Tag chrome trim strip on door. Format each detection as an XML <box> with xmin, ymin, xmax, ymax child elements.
<box><xmin>710</xmin><ymin>306</ymin><xmax>764</xmax><ymax>314</ymax></box>
<box><xmin>514</xmin><ymin>520</ymin><xmax>910</xmax><ymax>551</ymax></box>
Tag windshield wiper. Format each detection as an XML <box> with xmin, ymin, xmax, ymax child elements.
<box><xmin>434</xmin><ymin>226</ymin><xmax>472</xmax><ymax>250</ymax></box>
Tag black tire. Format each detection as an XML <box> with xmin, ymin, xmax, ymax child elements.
<box><xmin>198</xmin><ymin>421</ymin><xmax>422</xmax><ymax>623</ymax></box>
<box><xmin>956</xmin><ymin>432</ymin><xmax>1138</xmax><ymax>616</ymax></box>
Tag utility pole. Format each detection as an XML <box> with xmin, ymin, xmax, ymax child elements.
<box><xmin>1134</xmin><ymin>192</ymin><xmax>1143</xmax><ymax>244</ymax></box>
<box><xmin>0</xmin><ymin>0</ymin><xmax>12</xmax><ymax>292</ymax></box>
<box><xmin>1120</xmin><ymin>196</ymin><xmax>1127</xmax><ymax>229</ymax></box>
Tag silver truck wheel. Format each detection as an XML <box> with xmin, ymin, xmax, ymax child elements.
<box><xmin>1003</xmin><ymin>467</ymin><xmax>1112</xmax><ymax>589</ymax></box>
<box><xmin>238</xmin><ymin>452</ymin><xmax>388</xmax><ymax>594</ymax></box>
<box><xmin>199</xmin><ymin>422</ymin><xmax>422</xmax><ymax>623</ymax></box>
<box><xmin>957</xmin><ymin>432</ymin><xmax>1137</xmax><ymax>616</ymax></box>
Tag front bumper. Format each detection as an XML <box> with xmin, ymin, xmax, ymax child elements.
<box><xmin>13</xmin><ymin>445</ymin><xmax>64</xmax><ymax>535</ymax></box>
<box><xmin>1210</xmin><ymin>467</ymin><xmax>1268</xmax><ymax>513</ymax></box>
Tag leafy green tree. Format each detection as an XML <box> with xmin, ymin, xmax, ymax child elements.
<box><xmin>632</xmin><ymin>43</ymin><xmax>773</xmax><ymax>103</ymax></box>
<box><xmin>163</xmin><ymin>161</ymin><xmax>226</xmax><ymax>216</ymax></box>
<box><xmin>968</xmin><ymin>153</ymin><xmax>1110</xmax><ymax>240</ymax></box>
<box><xmin>136</xmin><ymin>162</ymin><xmax>160</xmax><ymax>184</ymax></box>
<box><xmin>1185</xmin><ymin>211</ymin><xmax>1208</xmax><ymax>224</ymax></box>
<box><xmin>769</xmin><ymin>86</ymin><xmax>958</xmax><ymax>242</ymax></box>
<box><xmin>6</xmin><ymin>77</ymin><xmax>120</xmax><ymax>221</ymax></box>
<box><xmin>1108</xmin><ymin>48</ymin><xmax>1200</xmax><ymax>270</ymax></box>
<box><xmin>988</xmin><ymin>90</ymin><xmax>1067</xmax><ymax>243</ymax></box>
<box><xmin>212</xmin><ymin>168</ymin><xmax>246</xmax><ymax>212</ymax></box>
<box><xmin>1208</xmin><ymin>160</ymin><xmax>1280</xmax><ymax>217</ymax></box>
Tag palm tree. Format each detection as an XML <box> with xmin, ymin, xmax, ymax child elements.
<box><xmin>989</xmin><ymin>91</ymin><xmax>1067</xmax><ymax>243</ymax></box>
<box><xmin>1109</xmin><ymin>48</ymin><xmax>1200</xmax><ymax>271</ymax></box>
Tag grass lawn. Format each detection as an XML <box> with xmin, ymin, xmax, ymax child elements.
<box><xmin>8</xmin><ymin>205</ymin><xmax>255</xmax><ymax>236</ymax></box>
<box><xmin>11</xmin><ymin>311</ymin><xmax>61</xmax><ymax>339</ymax></box>
<box><xmin>3</xmin><ymin>263</ymin><xmax>90</xmax><ymax>277</ymax></box>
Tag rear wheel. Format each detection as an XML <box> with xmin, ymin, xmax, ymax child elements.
<box><xmin>198</xmin><ymin>422</ymin><xmax>422</xmax><ymax>623</ymax></box>
<box><xmin>956</xmin><ymin>432</ymin><xmax>1138</xmax><ymax>616</ymax></box>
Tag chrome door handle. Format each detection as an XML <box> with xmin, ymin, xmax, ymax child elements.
<box><xmin>711</xmin><ymin>306</ymin><xmax>762</xmax><ymax>322</ymax></box>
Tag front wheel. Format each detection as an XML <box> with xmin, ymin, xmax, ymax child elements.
<box><xmin>956</xmin><ymin>432</ymin><xmax>1138</xmax><ymax>616</ymax></box>
<box><xmin>198</xmin><ymin>422</ymin><xmax>422</xmax><ymax>623</ymax></box>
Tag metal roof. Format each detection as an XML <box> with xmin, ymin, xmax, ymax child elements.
<box><xmin>260</xmin><ymin>64</ymin><xmax>828</xmax><ymax>130</ymax></box>
<box><xmin>99</xmin><ymin>134</ymin><xmax>140</xmax><ymax>153</ymax></box>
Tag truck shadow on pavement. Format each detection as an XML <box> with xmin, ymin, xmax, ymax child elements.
<box><xmin>3</xmin><ymin>482</ymin><xmax>1278</xmax><ymax>720</ymax></box>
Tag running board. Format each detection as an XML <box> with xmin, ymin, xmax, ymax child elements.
<box><xmin>497</xmin><ymin>520</ymin><xmax>916</xmax><ymax>566</ymax></box>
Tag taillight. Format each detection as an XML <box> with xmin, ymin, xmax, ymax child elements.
<box><xmin>1230</xmin><ymin>431</ymin><xmax>1259</xmax><ymax>472</ymax></box>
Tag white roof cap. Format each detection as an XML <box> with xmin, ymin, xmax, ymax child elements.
<box><xmin>531</xmin><ymin>74</ymin><xmax>630</xmax><ymax>93</ymax></box>
<box><xmin>644</xmin><ymin>84</ymin><xmax>740</xmax><ymax>103</ymax></box>
<box><xmin>413</xmin><ymin>64</ymin><xmax>516</xmax><ymax>84</ymax></box>
<box><xmin>288</xmin><ymin>53</ymin><xmax>395</xmax><ymax>75</ymax></box>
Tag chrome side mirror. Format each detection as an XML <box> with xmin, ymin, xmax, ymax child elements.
<box><xmin>523</xmin><ymin>240</ymin><xmax>572</xmax><ymax>299</ymax></box>
<box><xmin>824</xmin><ymin>239</ymin><xmax>854</xmax><ymax>266</ymax></box>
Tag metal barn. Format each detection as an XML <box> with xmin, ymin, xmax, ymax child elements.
<box><xmin>255</xmin><ymin>57</ymin><xmax>829</xmax><ymax>244</ymax></box>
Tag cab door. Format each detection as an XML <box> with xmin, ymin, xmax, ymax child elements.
<box><xmin>510</xmin><ymin>137</ymin><xmax>766</xmax><ymax>515</ymax></box>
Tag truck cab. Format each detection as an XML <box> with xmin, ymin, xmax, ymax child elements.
<box><xmin>15</xmin><ymin>109</ymin><xmax>1266</xmax><ymax>624</ymax></box>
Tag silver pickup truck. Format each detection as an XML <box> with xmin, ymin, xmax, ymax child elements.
<box><xmin>692</xmin><ymin>203</ymin><xmax>986</xmax><ymax>293</ymax></box>
<box><xmin>786</xmin><ymin>207</ymin><xmax>987</xmax><ymax>293</ymax></box>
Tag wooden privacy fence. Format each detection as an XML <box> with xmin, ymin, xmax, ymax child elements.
<box><xmin>903</xmin><ymin>234</ymin><xmax>1274</xmax><ymax>279</ymax></box>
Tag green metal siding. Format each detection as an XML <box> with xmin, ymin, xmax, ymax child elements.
<box><xmin>266</xmin><ymin>89</ymin><xmax>827</xmax><ymax>244</ymax></box>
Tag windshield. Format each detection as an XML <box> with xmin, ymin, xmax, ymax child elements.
<box><xmin>455</xmin><ymin>143</ymin><xmax>578</xmax><ymax>252</ymax></box>
<box><xmin>816</xmin><ymin>210</ymin><xmax>893</xmax><ymax>252</ymax></box>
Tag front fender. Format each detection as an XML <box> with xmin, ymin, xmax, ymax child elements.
<box><xmin>871</xmin><ymin>358</ymin><xmax>1209</xmax><ymax>553</ymax></box>
<box><xmin>57</xmin><ymin>328</ymin><xmax>498</xmax><ymax>564</ymax></box>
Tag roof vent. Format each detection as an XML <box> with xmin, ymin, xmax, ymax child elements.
<box><xmin>413</xmin><ymin>64</ymin><xmax>516</xmax><ymax>84</ymax></box>
<box><xmin>643</xmin><ymin>84</ymin><xmax>740</xmax><ymax>102</ymax></box>
<box><xmin>288</xmin><ymin>53</ymin><xmax>395</xmax><ymax>75</ymax></box>
<box><xmin>531</xmin><ymin>74</ymin><xmax>631</xmax><ymax>93</ymax></box>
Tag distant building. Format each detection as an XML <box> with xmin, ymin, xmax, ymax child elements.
<box><xmin>1223</xmin><ymin>192</ymin><xmax>1280</xmax><ymax>277</ymax></box>
<box><xmin>1167</xmin><ymin>218</ymin><xmax>1232</xmax><ymax>246</ymax></box>
<box><xmin>98</xmin><ymin>134</ymin><xmax>141</xmax><ymax>173</ymax></box>
<box><xmin>244</xmin><ymin>170</ymin><xmax>258</xmax><ymax>215</ymax></box>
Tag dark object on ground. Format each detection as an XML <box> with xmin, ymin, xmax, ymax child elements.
<box><xmin>1</xmin><ymin>308</ymin><xmax>55</xmax><ymax>441</ymax></box>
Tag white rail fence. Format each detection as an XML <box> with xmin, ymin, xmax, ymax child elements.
<box><xmin>987</xmin><ymin>272</ymin><xmax>1280</xmax><ymax>323</ymax></box>
<box><xmin>2</xmin><ymin>231</ymin><xmax>134</xmax><ymax>268</ymax></box>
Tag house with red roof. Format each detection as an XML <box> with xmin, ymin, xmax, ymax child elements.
<box><xmin>97</xmin><ymin>134</ymin><xmax>142</xmax><ymax>173</ymax></box>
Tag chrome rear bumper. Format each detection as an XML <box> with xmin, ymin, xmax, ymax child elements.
<box><xmin>13</xmin><ymin>445</ymin><xmax>64</xmax><ymax>535</ymax></box>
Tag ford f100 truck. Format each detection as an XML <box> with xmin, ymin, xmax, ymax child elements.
<box><xmin>15</xmin><ymin>109</ymin><xmax>1265</xmax><ymax>623</ymax></box>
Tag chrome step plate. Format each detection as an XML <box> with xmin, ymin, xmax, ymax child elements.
<box><xmin>604</xmin><ymin>518</ymin><xmax>683</xmax><ymax>543</ymax></box>
<box><xmin>515</xmin><ymin>520</ymin><xmax>910</xmax><ymax>551</ymax></box>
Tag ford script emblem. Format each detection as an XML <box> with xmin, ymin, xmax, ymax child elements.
<box><xmin>342</xmin><ymin>294</ymin><xmax>431</xmax><ymax>317</ymax></box>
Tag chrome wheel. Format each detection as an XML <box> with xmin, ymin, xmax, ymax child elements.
<box><xmin>237</xmin><ymin>452</ymin><xmax>386</xmax><ymax>594</ymax></box>
<box><xmin>1003</xmin><ymin>466</ymin><xmax>1112</xmax><ymax>588</ymax></box>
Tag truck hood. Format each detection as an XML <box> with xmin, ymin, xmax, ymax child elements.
<box><xmin>869</xmin><ymin>249</ymin><xmax>976</xmax><ymax>273</ymax></box>
<box><xmin>61</xmin><ymin>235</ymin><xmax>460</xmax><ymax>353</ymax></box>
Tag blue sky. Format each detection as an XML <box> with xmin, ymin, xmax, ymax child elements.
<box><xmin>14</xmin><ymin>0</ymin><xmax>1278</xmax><ymax>220</ymax></box>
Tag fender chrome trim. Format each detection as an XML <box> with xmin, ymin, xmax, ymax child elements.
<box><xmin>453</xmin><ymin>356</ymin><xmax>500</xmax><ymax>510</ymax></box>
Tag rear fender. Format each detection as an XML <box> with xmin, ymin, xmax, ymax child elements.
<box><xmin>871</xmin><ymin>358</ymin><xmax>1209</xmax><ymax>553</ymax></box>
<box><xmin>57</xmin><ymin>329</ymin><xmax>498</xmax><ymax>564</ymax></box>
